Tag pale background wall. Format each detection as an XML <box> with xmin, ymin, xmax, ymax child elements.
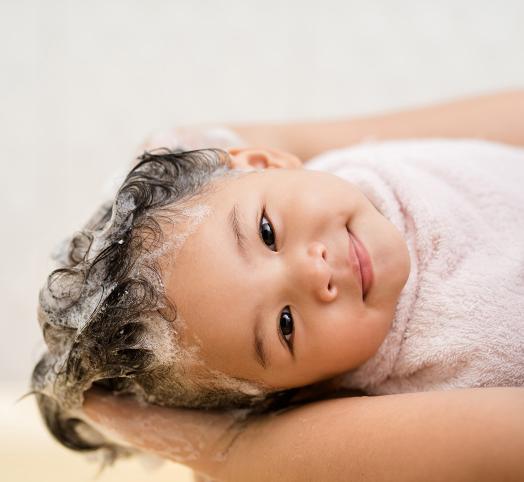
<box><xmin>1</xmin><ymin>0</ymin><xmax>523</xmax><ymax>481</ymax></box>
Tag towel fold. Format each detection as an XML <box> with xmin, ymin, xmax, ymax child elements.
<box><xmin>306</xmin><ymin>139</ymin><xmax>524</xmax><ymax>393</ymax></box>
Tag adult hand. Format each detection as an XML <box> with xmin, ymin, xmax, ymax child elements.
<box><xmin>136</xmin><ymin>126</ymin><xmax>247</xmax><ymax>155</ymax></box>
<box><xmin>81</xmin><ymin>386</ymin><xmax>244</xmax><ymax>480</ymax></box>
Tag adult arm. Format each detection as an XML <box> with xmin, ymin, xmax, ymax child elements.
<box><xmin>229</xmin><ymin>89</ymin><xmax>524</xmax><ymax>160</ymax></box>
<box><xmin>82</xmin><ymin>387</ymin><xmax>524</xmax><ymax>482</ymax></box>
<box><xmin>136</xmin><ymin>90</ymin><xmax>524</xmax><ymax>163</ymax></box>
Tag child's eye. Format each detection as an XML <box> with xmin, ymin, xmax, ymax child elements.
<box><xmin>259</xmin><ymin>211</ymin><xmax>293</xmax><ymax>351</ymax></box>
<box><xmin>259</xmin><ymin>211</ymin><xmax>276</xmax><ymax>251</ymax></box>
<box><xmin>279</xmin><ymin>307</ymin><xmax>294</xmax><ymax>347</ymax></box>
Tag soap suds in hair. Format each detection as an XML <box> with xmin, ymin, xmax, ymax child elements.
<box><xmin>156</xmin><ymin>201</ymin><xmax>212</xmax><ymax>283</ymax></box>
<box><xmin>31</xmin><ymin>148</ymin><xmax>279</xmax><ymax>468</ymax></box>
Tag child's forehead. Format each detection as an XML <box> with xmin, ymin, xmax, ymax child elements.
<box><xmin>156</xmin><ymin>201</ymin><xmax>213</xmax><ymax>265</ymax></box>
<box><xmin>209</xmin><ymin>167</ymin><xmax>298</xmax><ymax>194</ymax></box>
<box><xmin>196</xmin><ymin>170</ymin><xmax>260</xmax><ymax>202</ymax></box>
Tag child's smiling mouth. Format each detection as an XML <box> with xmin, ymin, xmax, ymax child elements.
<box><xmin>346</xmin><ymin>227</ymin><xmax>374</xmax><ymax>300</ymax></box>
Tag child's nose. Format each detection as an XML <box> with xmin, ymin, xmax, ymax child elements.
<box><xmin>294</xmin><ymin>241</ymin><xmax>337</xmax><ymax>303</ymax></box>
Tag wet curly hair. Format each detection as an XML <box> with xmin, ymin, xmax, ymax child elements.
<box><xmin>30</xmin><ymin>148</ymin><xmax>303</xmax><ymax>463</ymax></box>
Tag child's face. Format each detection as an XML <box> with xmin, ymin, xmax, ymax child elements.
<box><xmin>162</xmin><ymin>154</ymin><xmax>411</xmax><ymax>390</ymax></box>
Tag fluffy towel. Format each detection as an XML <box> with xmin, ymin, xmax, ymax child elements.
<box><xmin>306</xmin><ymin>139</ymin><xmax>524</xmax><ymax>393</ymax></box>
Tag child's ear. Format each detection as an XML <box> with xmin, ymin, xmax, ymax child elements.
<box><xmin>226</xmin><ymin>147</ymin><xmax>302</xmax><ymax>170</ymax></box>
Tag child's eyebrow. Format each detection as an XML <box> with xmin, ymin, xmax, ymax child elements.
<box><xmin>253</xmin><ymin>310</ymin><xmax>270</xmax><ymax>369</ymax></box>
<box><xmin>228</xmin><ymin>203</ymin><xmax>251</xmax><ymax>266</ymax></box>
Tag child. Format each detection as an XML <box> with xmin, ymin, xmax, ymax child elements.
<box><xmin>31</xmin><ymin>94</ymin><xmax>524</xmax><ymax>463</ymax></box>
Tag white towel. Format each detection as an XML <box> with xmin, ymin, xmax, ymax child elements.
<box><xmin>306</xmin><ymin>139</ymin><xmax>524</xmax><ymax>393</ymax></box>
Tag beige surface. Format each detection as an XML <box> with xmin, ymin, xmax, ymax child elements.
<box><xmin>1</xmin><ymin>385</ymin><xmax>194</xmax><ymax>482</ymax></box>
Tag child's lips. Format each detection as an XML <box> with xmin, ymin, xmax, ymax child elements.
<box><xmin>346</xmin><ymin>228</ymin><xmax>362</xmax><ymax>296</ymax></box>
<box><xmin>347</xmin><ymin>228</ymin><xmax>373</xmax><ymax>300</ymax></box>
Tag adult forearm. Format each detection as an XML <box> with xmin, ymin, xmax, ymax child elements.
<box><xmin>230</xmin><ymin>89</ymin><xmax>524</xmax><ymax>160</ymax></box>
<box><xmin>81</xmin><ymin>387</ymin><xmax>524</xmax><ymax>481</ymax></box>
<box><xmin>223</xmin><ymin>388</ymin><xmax>524</xmax><ymax>482</ymax></box>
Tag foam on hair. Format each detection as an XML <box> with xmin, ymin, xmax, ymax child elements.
<box><xmin>30</xmin><ymin>149</ymin><xmax>278</xmax><ymax>467</ymax></box>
